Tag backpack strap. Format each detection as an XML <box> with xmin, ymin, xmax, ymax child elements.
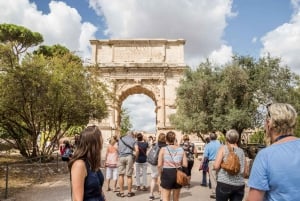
<box><xmin>227</xmin><ymin>144</ymin><xmax>233</xmax><ymax>153</ymax></box>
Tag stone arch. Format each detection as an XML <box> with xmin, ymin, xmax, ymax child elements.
<box><xmin>117</xmin><ymin>84</ymin><xmax>158</xmax><ymax>105</ymax></box>
<box><xmin>88</xmin><ymin>39</ymin><xmax>187</xmax><ymax>140</ymax></box>
<box><xmin>116</xmin><ymin>85</ymin><xmax>158</xmax><ymax>129</ymax></box>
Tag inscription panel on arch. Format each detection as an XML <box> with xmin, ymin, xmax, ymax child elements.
<box><xmin>113</xmin><ymin>45</ymin><xmax>165</xmax><ymax>63</ymax></box>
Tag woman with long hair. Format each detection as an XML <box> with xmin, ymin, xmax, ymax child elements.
<box><xmin>68</xmin><ymin>125</ymin><xmax>105</xmax><ymax>201</ymax></box>
<box><xmin>104</xmin><ymin>135</ymin><xmax>118</xmax><ymax>192</ymax></box>
<box><xmin>158</xmin><ymin>131</ymin><xmax>187</xmax><ymax>201</ymax></box>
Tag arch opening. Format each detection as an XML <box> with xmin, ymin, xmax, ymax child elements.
<box><xmin>122</xmin><ymin>94</ymin><xmax>156</xmax><ymax>133</ymax></box>
<box><xmin>118</xmin><ymin>86</ymin><xmax>157</xmax><ymax>134</ymax></box>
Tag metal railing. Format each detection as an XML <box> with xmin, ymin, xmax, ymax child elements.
<box><xmin>0</xmin><ymin>153</ymin><xmax>69</xmax><ymax>199</ymax></box>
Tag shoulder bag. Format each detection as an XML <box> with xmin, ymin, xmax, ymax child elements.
<box><xmin>166</xmin><ymin>147</ymin><xmax>189</xmax><ymax>186</ymax></box>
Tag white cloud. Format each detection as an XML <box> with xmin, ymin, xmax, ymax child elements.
<box><xmin>88</xmin><ymin>0</ymin><xmax>236</xmax><ymax>131</ymax></box>
<box><xmin>188</xmin><ymin>45</ymin><xmax>233</xmax><ymax>68</ymax></box>
<box><xmin>79</xmin><ymin>22</ymin><xmax>98</xmax><ymax>60</ymax></box>
<box><xmin>0</xmin><ymin>0</ymin><xmax>97</xmax><ymax>59</ymax></box>
<box><xmin>122</xmin><ymin>94</ymin><xmax>156</xmax><ymax>133</ymax></box>
<box><xmin>0</xmin><ymin>0</ymin><xmax>237</xmax><ymax>132</ymax></box>
<box><xmin>260</xmin><ymin>1</ymin><xmax>300</xmax><ymax>75</ymax></box>
<box><xmin>89</xmin><ymin>0</ymin><xmax>235</xmax><ymax>67</ymax></box>
<box><xmin>208</xmin><ymin>45</ymin><xmax>233</xmax><ymax>66</ymax></box>
<box><xmin>252</xmin><ymin>37</ymin><xmax>257</xmax><ymax>43</ymax></box>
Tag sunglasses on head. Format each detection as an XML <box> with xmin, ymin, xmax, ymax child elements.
<box><xmin>266</xmin><ymin>102</ymin><xmax>272</xmax><ymax>118</ymax></box>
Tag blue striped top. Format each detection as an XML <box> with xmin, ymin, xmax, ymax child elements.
<box><xmin>162</xmin><ymin>146</ymin><xmax>184</xmax><ymax>168</ymax></box>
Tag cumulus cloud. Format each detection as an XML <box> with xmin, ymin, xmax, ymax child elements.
<box><xmin>89</xmin><ymin>0</ymin><xmax>235</xmax><ymax>67</ymax></box>
<box><xmin>122</xmin><ymin>94</ymin><xmax>156</xmax><ymax>133</ymax></box>
<box><xmin>88</xmin><ymin>0</ymin><xmax>236</xmax><ymax>132</ymax></box>
<box><xmin>87</xmin><ymin>0</ymin><xmax>239</xmax><ymax>132</ymax></box>
<box><xmin>0</xmin><ymin>0</ymin><xmax>97</xmax><ymax>59</ymax></box>
<box><xmin>0</xmin><ymin>0</ymin><xmax>239</xmax><ymax>132</ymax></box>
<box><xmin>260</xmin><ymin>1</ymin><xmax>300</xmax><ymax>75</ymax></box>
<box><xmin>207</xmin><ymin>45</ymin><xmax>233</xmax><ymax>66</ymax></box>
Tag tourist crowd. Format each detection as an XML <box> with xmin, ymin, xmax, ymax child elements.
<box><xmin>67</xmin><ymin>102</ymin><xmax>300</xmax><ymax>201</ymax></box>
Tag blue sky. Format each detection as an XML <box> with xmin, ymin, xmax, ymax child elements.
<box><xmin>226</xmin><ymin>0</ymin><xmax>293</xmax><ymax>57</ymax></box>
<box><xmin>1</xmin><ymin>0</ymin><xmax>300</xmax><ymax>133</ymax></box>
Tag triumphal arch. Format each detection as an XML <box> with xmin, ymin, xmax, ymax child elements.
<box><xmin>89</xmin><ymin>39</ymin><xmax>187</xmax><ymax>140</ymax></box>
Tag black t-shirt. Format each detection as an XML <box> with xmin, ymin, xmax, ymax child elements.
<box><xmin>136</xmin><ymin>141</ymin><xmax>148</xmax><ymax>163</ymax></box>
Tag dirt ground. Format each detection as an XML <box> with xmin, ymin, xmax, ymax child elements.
<box><xmin>1</xmin><ymin>158</ymin><xmax>250</xmax><ymax>201</ymax></box>
<box><xmin>0</xmin><ymin>152</ymin><xmax>69</xmax><ymax>201</ymax></box>
<box><xmin>12</xmin><ymin>173</ymin><xmax>71</xmax><ymax>201</ymax></box>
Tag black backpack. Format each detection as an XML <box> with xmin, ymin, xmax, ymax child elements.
<box><xmin>147</xmin><ymin>144</ymin><xmax>160</xmax><ymax>165</ymax></box>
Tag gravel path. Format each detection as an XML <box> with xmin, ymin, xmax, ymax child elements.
<box><xmin>7</xmin><ymin>159</ymin><xmax>249</xmax><ymax>201</ymax></box>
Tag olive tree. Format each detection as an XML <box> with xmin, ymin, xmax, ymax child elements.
<box><xmin>170</xmin><ymin>56</ymin><xmax>300</xmax><ymax>139</ymax></box>
<box><xmin>0</xmin><ymin>24</ymin><xmax>107</xmax><ymax>158</ymax></box>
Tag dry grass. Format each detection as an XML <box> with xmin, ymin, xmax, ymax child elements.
<box><xmin>0</xmin><ymin>153</ymin><xmax>24</xmax><ymax>163</ymax></box>
<box><xmin>0</xmin><ymin>152</ymin><xmax>68</xmax><ymax>199</ymax></box>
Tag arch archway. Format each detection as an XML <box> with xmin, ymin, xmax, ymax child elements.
<box><xmin>88</xmin><ymin>39</ymin><xmax>187</xmax><ymax>140</ymax></box>
<box><xmin>117</xmin><ymin>85</ymin><xmax>157</xmax><ymax>131</ymax></box>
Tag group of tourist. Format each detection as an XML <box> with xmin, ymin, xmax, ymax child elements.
<box><xmin>66</xmin><ymin>102</ymin><xmax>300</xmax><ymax>201</ymax></box>
<box><xmin>202</xmin><ymin>102</ymin><xmax>300</xmax><ymax>201</ymax></box>
<box><xmin>110</xmin><ymin>130</ymin><xmax>189</xmax><ymax>201</ymax></box>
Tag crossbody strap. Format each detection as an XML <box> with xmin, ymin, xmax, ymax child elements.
<box><xmin>120</xmin><ymin>137</ymin><xmax>134</xmax><ymax>150</ymax></box>
<box><xmin>138</xmin><ymin>141</ymin><xmax>147</xmax><ymax>155</ymax></box>
<box><xmin>227</xmin><ymin>144</ymin><xmax>234</xmax><ymax>153</ymax></box>
<box><xmin>166</xmin><ymin>146</ymin><xmax>179</xmax><ymax>169</ymax></box>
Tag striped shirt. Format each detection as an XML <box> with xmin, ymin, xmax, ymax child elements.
<box><xmin>162</xmin><ymin>146</ymin><xmax>184</xmax><ymax>168</ymax></box>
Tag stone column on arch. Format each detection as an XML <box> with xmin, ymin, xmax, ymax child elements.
<box><xmin>157</xmin><ymin>80</ymin><xmax>166</xmax><ymax>128</ymax></box>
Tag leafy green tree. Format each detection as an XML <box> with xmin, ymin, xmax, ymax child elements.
<box><xmin>33</xmin><ymin>44</ymin><xmax>69</xmax><ymax>57</ymax></box>
<box><xmin>212</xmin><ymin>64</ymin><xmax>256</xmax><ymax>134</ymax></box>
<box><xmin>120</xmin><ymin>107</ymin><xmax>132</xmax><ymax>136</ymax></box>
<box><xmin>0</xmin><ymin>23</ymin><xmax>43</xmax><ymax>64</ymax></box>
<box><xmin>249</xmin><ymin>130</ymin><xmax>265</xmax><ymax>144</ymax></box>
<box><xmin>0</xmin><ymin>24</ymin><xmax>107</xmax><ymax>158</ymax></box>
<box><xmin>171</xmin><ymin>56</ymin><xmax>300</xmax><ymax>140</ymax></box>
<box><xmin>238</xmin><ymin>55</ymin><xmax>300</xmax><ymax>134</ymax></box>
<box><xmin>66</xmin><ymin>125</ymin><xmax>84</xmax><ymax>137</ymax></box>
<box><xmin>170</xmin><ymin>62</ymin><xmax>218</xmax><ymax>137</ymax></box>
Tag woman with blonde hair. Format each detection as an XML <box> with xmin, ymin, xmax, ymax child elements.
<box><xmin>104</xmin><ymin>135</ymin><xmax>119</xmax><ymax>192</ymax></box>
<box><xmin>247</xmin><ymin>103</ymin><xmax>300</xmax><ymax>201</ymax></box>
<box><xmin>68</xmin><ymin>125</ymin><xmax>105</xmax><ymax>201</ymax></box>
<box><xmin>213</xmin><ymin>129</ymin><xmax>246</xmax><ymax>201</ymax></box>
<box><xmin>158</xmin><ymin>131</ymin><xmax>187</xmax><ymax>201</ymax></box>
